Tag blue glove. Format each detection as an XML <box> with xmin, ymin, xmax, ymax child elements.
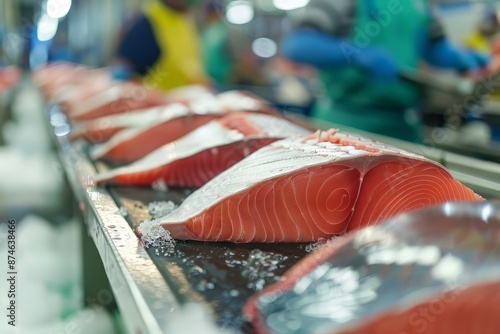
<box><xmin>466</xmin><ymin>50</ymin><xmax>490</xmax><ymax>69</ymax></box>
<box><xmin>282</xmin><ymin>29</ymin><xmax>350</xmax><ymax>68</ymax></box>
<box><xmin>424</xmin><ymin>39</ymin><xmax>490</xmax><ymax>73</ymax></box>
<box><xmin>351</xmin><ymin>46</ymin><xmax>399</xmax><ymax>81</ymax></box>
<box><xmin>282</xmin><ymin>29</ymin><xmax>398</xmax><ymax>81</ymax></box>
<box><xmin>109</xmin><ymin>63</ymin><xmax>133</xmax><ymax>81</ymax></box>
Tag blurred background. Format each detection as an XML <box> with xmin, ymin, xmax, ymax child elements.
<box><xmin>2</xmin><ymin>1</ymin><xmax>500</xmax><ymax>132</ymax></box>
<box><xmin>1</xmin><ymin>0</ymin><xmax>500</xmax><ymax>333</ymax></box>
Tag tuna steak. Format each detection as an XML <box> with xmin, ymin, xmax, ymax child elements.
<box><xmin>33</xmin><ymin>63</ymin><xmax>101</xmax><ymax>101</ymax></box>
<box><xmin>70</xmin><ymin>104</ymin><xmax>174</xmax><ymax>143</ymax></box>
<box><xmin>147</xmin><ymin>130</ymin><xmax>483</xmax><ymax>243</ymax></box>
<box><xmin>94</xmin><ymin>112</ymin><xmax>312</xmax><ymax>187</ymax></box>
<box><xmin>71</xmin><ymin>91</ymin><xmax>273</xmax><ymax>144</ymax></box>
<box><xmin>243</xmin><ymin>201</ymin><xmax>500</xmax><ymax>334</ymax></box>
<box><xmin>67</xmin><ymin>82</ymin><xmax>170</xmax><ymax>122</ymax></box>
<box><xmin>91</xmin><ymin>92</ymin><xmax>277</xmax><ymax>163</ymax></box>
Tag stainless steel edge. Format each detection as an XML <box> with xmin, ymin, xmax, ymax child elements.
<box><xmin>449</xmin><ymin>170</ymin><xmax>500</xmax><ymax>199</ymax></box>
<box><xmin>48</xmin><ymin>106</ymin><xmax>181</xmax><ymax>334</ymax></box>
<box><xmin>444</xmin><ymin>152</ymin><xmax>500</xmax><ymax>182</ymax></box>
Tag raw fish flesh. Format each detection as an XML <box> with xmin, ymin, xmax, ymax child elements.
<box><xmin>67</xmin><ymin>83</ymin><xmax>170</xmax><ymax>121</ymax></box>
<box><xmin>243</xmin><ymin>201</ymin><xmax>500</xmax><ymax>334</ymax></box>
<box><xmin>94</xmin><ymin>112</ymin><xmax>312</xmax><ymax>187</ymax></box>
<box><xmin>91</xmin><ymin>91</ymin><xmax>277</xmax><ymax>162</ymax></box>
<box><xmin>71</xmin><ymin>103</ymin><xmax>199</xmax><ymax>144</ymax></box>
<box><xmin>33</xmin><ymin>63</ymin><xmax>111</xmax><ymax>102</ymax></box>
<box><xmin>50</xmin><ymin>74</ymin><xmax>114</xmax><ymax>105</ymax></box>
<box><xmin>146</xmin><ymin>130</ymin><xmax>483</xmax><ymax>243</ymax></box>
<box><xmin>71</xmin><ymin>91</ymin><xmax>271</xmax><ymax>144</ymax></box>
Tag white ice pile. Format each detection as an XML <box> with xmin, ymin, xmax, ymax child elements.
<box><xmin>138</xmin><ymin>219</ymin><xmax>176</xmax><ymax>249</ymax></box>
<box><xmin>0</xmin><ymin>82</ymin><xmax>63</xmax><ymax>213</ymax></box>
<box><xmin>148</xmin><ymin>200</ymin><xmax>178</xmax><ymax>219</ymax></box>
<box><xmin>152</xmin><ymin>179</ymin><xmax>169</xmax><ymax>192</ymax></box>
<box><xmin>0</xmin><ymin>148</ymin><xmax>63</xmax><ymax>212</ymax></box>
<box><xmin>2</xmin><ymin>84</ymin><xmax>51</xmax><ymax>152</ymax></box>
<box><xmin>0</xmin><ymin>215</ymin><xmax>115</xmax><ymax>334</ymax></box>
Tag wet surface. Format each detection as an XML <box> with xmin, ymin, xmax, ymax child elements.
<box><xmin>253</xmin><ymin>202</ymin><xmax>500</xmax><ymax>334</ymax></box>
<box><xmin>109</xmin><ymin>186</ymin><xmax>309</xmax><ymax>332</ymax></box>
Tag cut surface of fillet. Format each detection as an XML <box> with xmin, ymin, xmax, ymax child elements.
<box><xmin>151</xmin><ymin>130</ymin><xmax>483</xmax><ymax>243</ymax></box>
<box><xmin>71</xmin><ymin>102</ymin><xmax>202</xmax><ymax>144</ymax></box>
<box><xmin>243</xmin><ymin>201</ymin><xmax>500</xmax><ymax>334</ymax></box>
<box><xmin>71</xmin><ymin>90</ymin><xmax>270</xmax><ymax>144</ymax></box>
<box><xmin>91</xmin><ymin>91</ymin><xmax>278</xmax><ymax>163</ymax></box>
<box><xmin>33</xmin><ymin>63</ymin><xmax>107</xmax><ymax>101</ymax></box>
<box><xmin>67</xmin><ymin>83</ymin><xmax>170</xmax><ymax>121</ymax></box>
<box><xmin>94</xmin><ymin>112</ymin><xmax>312</xmax><ymax>187</ymax></box>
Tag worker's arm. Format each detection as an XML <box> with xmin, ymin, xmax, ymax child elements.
<box><xmin>422</xmin><ymin>10</ymin><xmax>489</xmax><ymax>72</ymax></box>
<box><xmin>423</xmin><ymin>39</ymin><xmax>490</xmax><ymax>73</ymax></box>
<box><xmin>282</xmin><ymin>29</ymin><xmax>398</xmax><ymax>80</ymax></box>
<box><xmin>283</xmin><ymin>0</ymin><xmax>354</xmax><ymax>67</ymax></box>
<box><xmin>282</xmin><ymin>29</ymin><xmax>349</xmax><ymax>68</ymax></box>
<box><xmin>282</xmin><ymin>0</ymin><xmax>397</xmax><ymax>80</ymax></box>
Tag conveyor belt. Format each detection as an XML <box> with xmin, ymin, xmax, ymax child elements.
<box><xmin>49</xmin><ymin>104</ymin><xmax>500</xmax><ymax>334</ymax></box>
<box><xmin>49</xmin><ymin>104</ymin><xmax>309</xmax><ymax>333</ymax></box>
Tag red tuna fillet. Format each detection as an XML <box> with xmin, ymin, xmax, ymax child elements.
<box><xmin>34</xmin><ymin>63</ymin><xmax>112</xmax><ymax>102</ymax></box>
<box><xmin>50</xmin><ymin>73</ymin><xmax>114</xmax><ymax>106</ymax></box>
<box><xmin>244</xmin><ymin>201</ymin><xmax>500</xmax><ymax>334</ymax></box>
<box><xmin>33</xmin><ymin>62</ymin><xmax>87</xmax><ymax>88</ymax></box>
<box><xmin>93</xmin><ymin>112</ymin><xmax>312</xmax><ymax>187</ymax></box>
<box><xmin>91</xmin><ymin>91</ymin><xmax>277</xmax><ymax>163</ymax></box>
<box><xmin>146</xmin><ymin>130</ymin><xmax>483</xmax><ymax>243</ymax></box>
<box><xmin>71</xmin><ymin>103</ymin><xmax>206</xmax><ymax>144</ymax></box>
<box><xmin>66</xmin><ymin>83</ymin><xmax>173</xmax><ymax>122</ymax></box>
<box><xmin>71</xmin><ymin>91</ymin><xmax>272</xmax><ymax>144</ymax></box>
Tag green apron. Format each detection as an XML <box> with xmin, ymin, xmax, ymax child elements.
<box><xmin>313</xmin><ymin>0</ymin><xmax>432</xmax><ymax>142</ymax></box>
<box><xmin>201</xmin><ymin>21</ymin><xmax>233</xmax><ymax>86</ymax></box>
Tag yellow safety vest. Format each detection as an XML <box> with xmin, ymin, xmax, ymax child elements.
<box><xmin>142</xmin><ymin>0</ymin><xmax>208</xmax><ymax>91</ymax></box>
<box><xmin>463</xmin><ymin>30</ymin><xmax>491</xmax><ymax>55</ymax></box>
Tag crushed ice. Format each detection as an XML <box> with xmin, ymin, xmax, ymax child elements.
<box><xmin>305</xmin><ymin>236</ymin><xmax>344</xmax><ymax>253</ymax></box>
<box><xmin>118</xmin><ymin>206</ymin><xmax>128</xmax><ymax>217</ymax></box>
<box><xmin>148</xmin><ymin>201</ymin><xmax>177</xmax><ymax>219</ymax></box>
<box><xmin>138</xmin><ymin>220</ymin><xmax>176</xmax><ymax>249</ymax></box>
<box><xmin>225</xmin><ymin>249</ymin><xmax>288</xmax><ymax>291</ymax></box>
<box><xmin>152</xmin><ymin>179</ymin><xmax>169</xmax><ymax>192</ymax></box>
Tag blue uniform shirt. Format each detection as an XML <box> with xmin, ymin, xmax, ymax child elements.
<box><xmin>117</xmin><ymin>15</ymin><xmax>161</xmax><ymax>75</ymax></box>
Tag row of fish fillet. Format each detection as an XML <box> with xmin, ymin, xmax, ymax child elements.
<box><xmin>34</xmin><ymin>62</ymin><xmax>483</xmax><ymax>243</ymax></box>
<box><xmin>35</xmin><ymin>63</ymin><xmax>499</xmax><ymax>334</ymax></box>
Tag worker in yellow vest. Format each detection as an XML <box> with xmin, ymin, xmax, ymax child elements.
<box><xmin>112</xmin><ymin>0</ymin><xmax>209</xmax><ymax>91</ymax></box>
<box><xmin>463</xmin><ymin>7</ymin><xmax>500</xmax><ymax>55</ymax></box>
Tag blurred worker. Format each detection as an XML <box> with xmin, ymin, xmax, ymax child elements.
<box><xmin>464</xmin><ymin>7</ymin><xmax>500</xmax><ymax>54</ymax></box>
<box><xmin>200</xmin><ymin>1</ymin><xmax>267</xmax><ymax>88</ymax></box>
<box><xmin>201</xmin><ymin>1</ymin><xmax>233</xmax><ymax>87</ymax></box>
<box><xmin>283</xmin><ymin>0</ymin><xmax>490</xmax><ymax>142</ymax></box>
<box><xmin>112</xmin><ymin>0</ymin><xmax>208</xmax><ymax>91</ymax></box>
